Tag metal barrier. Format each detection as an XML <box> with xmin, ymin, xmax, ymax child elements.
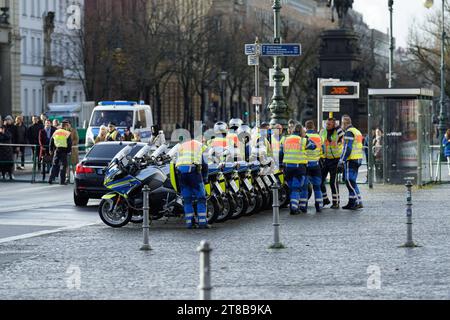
<box><xmin>0</xmin><ymin>143</ymin><xmax>85</xmax><ymax>184</ymax></box>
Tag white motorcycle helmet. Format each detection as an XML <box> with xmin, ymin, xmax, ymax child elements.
<box><xmin>237</xmin><ymin>124</ymin><xmax>251</xmax><ymax>135</ymax></box>
<box><xmin>229</xmin><ymin>118</ymin><xmax>244</xmax><ymax>130</ymax></box>
<box><xmin>214</xmin><ymin>121</ymin><xmax>228</xmax><ymax>135</ymax></box>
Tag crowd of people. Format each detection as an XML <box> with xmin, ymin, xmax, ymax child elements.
<box><xmin>0</xmin><ymin>114</ymin><xmax>79</xmax><ymax>181</ymax></box>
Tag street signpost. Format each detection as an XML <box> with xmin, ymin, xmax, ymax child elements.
<box><xmin>322</xmin><ymin>98</ymin><xmax>340</xmax><ymax>112</ymax></box>
<box><xmin>245</xmin><ymin>41</ymin><xmax>301</xmax><ymax>127</ymax></box>
<box><xmin>252</xmin><ymin>96</ymin><xmax>263</xmax><ymax>105</ymax></box>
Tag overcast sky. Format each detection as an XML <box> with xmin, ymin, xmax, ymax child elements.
<box><xmin>353</xmin><ymin>0</ymin><xmax>437</xmax><ymax>48</ymax></box>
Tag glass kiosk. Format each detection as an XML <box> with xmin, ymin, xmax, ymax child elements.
<box><xmin>368</xmin><ymin>89</ymin><xmax>435</xmax><ymax>187</ymax></box>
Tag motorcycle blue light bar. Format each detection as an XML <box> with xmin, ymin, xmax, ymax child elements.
<box><xmin>99</xmin><ymin>101</ymin><xmax>138</xmax><ymax>106</ymax></box>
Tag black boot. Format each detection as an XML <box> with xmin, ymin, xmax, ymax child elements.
<box><xmin>331</xmin><ymin>202</ymin><xmax>340</xmax><ymax>209</ymax></box>
<box><xmin>315</xmin><ymin>202</ymin><xmax>322</xmax><ymax>213</ymax></box>
<box><xmin>342</xmin><ymin>201</ymin><xmax>357</xmax><ymax>210</ymax></box>
<box><xmin>323</xmin><ymin>198</ymin><xmax>331</xmax><ymax>206</ymax></box>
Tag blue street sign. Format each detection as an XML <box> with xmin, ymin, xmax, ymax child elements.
<box><xmin>245</xmin><ymin>44</ymin><xmax>256</xmax><ymax>55</ymax></box>
<box><xmin>261</xmin><ymin>44</ymin><xmax>301</xmax><ymax>57</ymax></box>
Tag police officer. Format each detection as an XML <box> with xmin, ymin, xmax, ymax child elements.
<box><xmin>208</xmin><ymin>122</ymin><xmax>229</xmax><ymax>164</ymax></box>
<box><xmin>106</xmin><ymin>122</ymin><xmax>121</xmax><ymax>141</ymax></box>
<box><xmin>301</xmin><ymin>120</ymin><xmax>324</xmax><ymax>213</ymax></box>
<box><xmin>320</xmin><ymin>118</ymin><xmax>345</xmax><ymax>209</ymax></box>
<box><xmin>48</xmin><ymin>120</ymin><xmax>72</xmax><ymax>185</ymax></box>
<box><xmin>280</xmin><ymin>124</ymin><xmax>316</xmax><ymax>215</ymax></box>
<box><xmin>338</xmin><ymin>115</ymin><xmax>364</xmax><ymax>210</ymax></box>
<box><xmin>174</xmin><ymin>136</ymin><xmax>209</xmax><ymax>229</ymax></box>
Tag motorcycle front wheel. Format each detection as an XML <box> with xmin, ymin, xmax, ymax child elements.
<box><xmin>230</xmin><ymin>192</ymin><xmax>248</xmax><ymax>220</ymax></box>
<box><xmin>206</xmin><ymin>197</ymin><xmax>220</xmax><ymax>224</ymax></box>
<box><xmin>215</xmin><ymin>195</ymin><xmax>232</xmax><ymax>223</ymax></box>
<box><xmin>98</xmin><ymin>197</ymin><xmax>132</xmax><ymax>228</ymax></box>
<box><xmin>244</xmin><ymin>190</ymin><xmax>257</xmax><ymax>216</ymax></box>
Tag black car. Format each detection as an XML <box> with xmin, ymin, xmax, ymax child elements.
<box><xmin>74</xmin><ymin>142</ymin><xmax>146</xmax><ymax>206</ymax></box>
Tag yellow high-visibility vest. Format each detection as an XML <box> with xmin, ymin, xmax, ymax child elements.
<box><xmin>282</xmin><ymin>135</ymin><xmax>308</xmax><ymax>164</ymax></box>
<box><xmin>176</xmin><ymin>140</ymin><xmax>204</xmax><ymax>167</ymax></box>
<box><xmin>347</xmin><ymin>127</ymin><xmax>364</xmax><ymax>161</ymax></box>
<box><xmin>321</xmin><ymin>130</ymin><xmax>343</xmax><ymax>159</ymax></box>
<box><xmin>106</xmin><ymin>130</ymin><xmax>119</xmax><ymax>141</ymax></box>
<box><xmin>305</xmin><ymin>133</ymin><xmax>322</xmax><ymax>162</ymax></box>
<box><xmin>53</xmin><ymin>129</ymin><xmax>71</xmax><ymax>148</ymax></box>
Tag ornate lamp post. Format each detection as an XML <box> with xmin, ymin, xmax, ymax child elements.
<box><xmin>268</xmin><ymin>0</ymin><xmax>289</xmax><ymax>127</ymax></box>
<box><xmin>388</xmin><ymin>0</ymin><xmax>394</xmax><ymax>88</ymax></box>
<box><xmin>424</xmin><ymin>0</ymin><xmax>447</xmax><ymax>181</ymax></box>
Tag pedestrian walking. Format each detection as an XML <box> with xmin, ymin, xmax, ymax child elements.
<box><xmin>280</xmin><ymin>123</ymin><xmax>317</xmax><ymax>215</ymax></box>
<box><xmin>27</xmin><ymin>116</ymin><xmax>44</xmax><ymax>170</ymax></box>
<box><xmin>0</xmin><ymin>125</ymin><xmax>14</xmax><ymax>180</ymax></box>
<box><xmin>301</xmin><ymin>120</ymin><xmax>324</xmax><ymax>213</ymax></box>
<box><xmin>67</xmin><ymin>122</ymin><xmax>79</xmax><ymax>176</ymax></box>
<box><xmin>48</xmin><ymin>120</ymin><xmax>72</xmax><ymax>185</ymax></box>
<box><xmin>320</xmin><ymin>118</ymin><xmax>344</xmax><ymax>209</ymax></box>
<box><xmin>338</xmin><ymin>115</ymin><xmax>364</xmax><ymax>210</ymax></box>
<box><xmin>105</xmin><ymin>122</ymin><xmax>121</xmax><ymax>141</ymax></box>
<box><xmin>12</xmin><ymin>116</ymin><xmax>27</xmax><ymax>170</ymax></box>
<box><xmin>172</xmin><ymin>136</ymin><xmax>209</xmax><ymax>229</ymax></box>
<box><xmin>373</xmin><ymin>128</ymin><xmax>384</xmax><ymax>181</ymax></box>
<box><xmin>39</xmin><ymin>119</ymin><xmax>56</xmax><ymax>180</ymax></box>
<box><xmin>444</xmin><ymin>129</ymin><xmax>450</xmax><ymax>176</ymax></box>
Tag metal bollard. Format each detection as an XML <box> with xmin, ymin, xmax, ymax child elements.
<box><xmin>403</xmin><ymin>181</ymin><xmax>418</xmax><ymax>248</ymax></box>
<box><xmin>197</xmin><ymin>240</ymin><xmax>212</xmax><ymax>300</ymax></box>
<box><xmin>140</xmin><ymin>185</ymin><xmax>152</xmax><ymax>251</ymax></box>
<box><xmin>269</xmin><ymin>182</ymin><xmax>285</xmax><ymax>249</ymax></box>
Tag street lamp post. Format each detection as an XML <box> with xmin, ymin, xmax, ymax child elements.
<box><xmin>268</xmin><ymin>0</ymin><xmax>289</xmax><ymax>127</ymax></box>
<box><xmin>219</xmin><ymin>71</ymin><xmax>228</xmax><ymax>121</ymax></box>
<box><xmin>40</xmin><ymin>78</ymin><xmax>46</xmax><ymax>115</ymax></box>
<box><xmin>388</xmin><ymin>0</ymin><xmax>394</xmax><ymax>88</ymax></box>
<box><xmin>425</xmin><ymin>0</ymin><xmax>448</xmax><ymax>182</ymax></box>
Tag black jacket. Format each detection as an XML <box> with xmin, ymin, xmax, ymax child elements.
<box><xmin>0</xmin><ymin>130</ymin><xmax>14</xmax><ymax>170</ymax></box>
<box><xmin>27</xmin><ymin>123</ymin><xmax>44</xmax><ymax>146</ymax></box>
<box><xmin>12</xmin><ymin>124</ymin><xmax>27</xmax><ymax>144</ymax></box>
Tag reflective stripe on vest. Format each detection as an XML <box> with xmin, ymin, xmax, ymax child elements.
<box><xmin>347</xmin><ymin>127</ymin><xmax>364</xmax><ymax>160</ymax></box>
<box><xmin>106</xmin><ymin>130</ymin><xmax>118</xmax><ymax>141</ymax></box>
<box><xmin>226</xmin><ymin>133</ymin><xmax>239</xmax><ymax>147</ymax></box>
<box><xmin>176</xmin><ymin>140</ymin><xmax>203</xmax><ymax>167</ymax></box>
<box><xmin>306</xmin><ymin>133</ymin><xmax>322</xmax><ymax>162</ymax></box>
<box><xmin>53</xmin><ymin>129</ymin><xmax>70</xmax><ymax>148</ymax></box>
<box><xmin>321</xmin><ymin>130</ymin><xmax>343</xmax><ymax>159</ymax></box>
<box><xmin>209</xmin><ymin>137</ymin><xmax>228</xmax><ymax>148</ymax></box>
<box><xmin>282</xmin><ymin>135</ymin><xmax>308</xmax><ymax>164</ymax></box>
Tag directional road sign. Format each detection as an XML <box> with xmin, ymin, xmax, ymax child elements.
<box><xmin>322</xmin><ymin>98</ymin><xmax>340</xmax><ymax>112</ymax></box>
<box><xmin>248</xmin><ymin>55</ymin><xmax>259</xmax><ymax>66</ymax></box>
<box><xmin>261</xmin><ymin>44</ymin><xmax>301</xmax><ymax>57</ymax></box>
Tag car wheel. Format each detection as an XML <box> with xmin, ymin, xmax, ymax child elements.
<box><xmin>74</xmin><ymin>191</ymin><xmax>89</xmax><ymax>207</ymax></box>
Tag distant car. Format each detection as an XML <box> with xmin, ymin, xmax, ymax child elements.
<box><xmin>73</xmin><ymin>142</ymin><xmax>146</xmax><ymax>206</ymax></box>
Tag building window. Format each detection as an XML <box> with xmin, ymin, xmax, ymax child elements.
<box><xmin>33</xmin><ymin>89</ymin><xmax>37</xmax><ymax>114</ymax></box>
<box><xmin>39</xmin><ymin>90</ymin><xmax>42</xmax><ymax>110</ymax></box>
<box><xmin>45</xmin><ymin>0</ymin><xmax>49</xmax><ymax>13</ymax></box>
<box><xmin>22</xmin><ymin>36</ymin><xmax>27</xmax><ymax>64</ymax></box>
<box><xmin>37</xmin><ymin>0</ymin><xmax>41</xmax><ymax>18</ymax></box>
<box><xmin>60</xmin><ymin>91</ymin><xmax>63</xmax><ymax>103</ymax></box>
<box><xmin>31</xmin><ymin>0</ymin><xmax>35</xmax><ymax>17</ymax></box>
<box><xmin>24</xmin><ymin>89</ymin><xmax>29</xmax><ymax>115</ymax></box>
<box><xmin>37</xmin><ymin>38</ymin><xmax>42</xmax><ymax>65</ymax></box>
<box><xmin>31</xmin><ymin>37</ymin><xmax>35</xmax><ymax>65</ymax></box>
<box><xmin>22</xmin><ymin>0</ymin><xmax>27</xmax><ymax>16</ymax></box>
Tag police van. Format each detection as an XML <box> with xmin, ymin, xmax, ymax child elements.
<box><xmin>85</xmin><ymin>101</ymin><xmax>153</xmax><ymax>148</ymax></box>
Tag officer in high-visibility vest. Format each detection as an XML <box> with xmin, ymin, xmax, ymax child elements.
<box><xmin>280</xmin><ymin>123</ymin><xmax>317</xmax><ymax>215</ymax></box>
<box><xmin>48</xmin><ymin>120</ymin><xmax>72</xmax><ymax>185</ymax></box>
<box><xmin>106</xmin><ymin>122</ymin><xmax>122</xmax><ymax>142</ymax></box>
<box><xmin>338</xmin><ymin>115</ymin><xmax>364</xmax><ymax>210</ymax></box>
<box><xmin>301</xmin><ymin>120</ymin><xmax>324</xmax><ymax>213</ymax></box>
<box><xmin>173</xmin><ymin>136</ymin><xmax>209</xmax><ymax>229</ymax></box>
<box><xmin>227</xmin><ymin>118</ymin><xmax>243</xmax><ymax>161</ymax></box>
<box><xmin>208</xmin><ymin>122</ymin><xmax>229</xmax><ymax>164</ymax></box>
<box><xmin>320</xmin><ymin>118</ymin><xmax>345</xmax><ymax>209</ymax></box>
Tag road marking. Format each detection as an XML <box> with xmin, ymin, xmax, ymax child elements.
<box><xmin>0</xmin><ymin>201</ymin><xmax>72</xmax><ymax>214</ymax></box>
<box><xmin>0</xmin><ymin>223</ymin><xmax>99</xmax><ymax>244</ymax></box>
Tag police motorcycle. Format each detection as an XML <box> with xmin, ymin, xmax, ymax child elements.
<box><xmin>98</xmin><ymin>143</ymin><xmax>220</xmax><ymax>228</ymax></box>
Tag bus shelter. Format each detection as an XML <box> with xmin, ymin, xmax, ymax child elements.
<box><xmin>368</xmin><ymin>88</ymin><xmax>435</xmax><ymax>186</ymax></box>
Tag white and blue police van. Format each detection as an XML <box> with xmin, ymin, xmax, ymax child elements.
<box><xmin>85</xmin><ymin>101</ymin><xmax>154</xmax><ymax>148</ymax></box>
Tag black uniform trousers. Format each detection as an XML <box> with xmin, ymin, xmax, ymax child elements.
<box><xmin>320</xmin><ymin>158</ymin><xmax>340</xmax><ymax>204</ymax></box>
<box><xmin>49</xmin><ymin>149</ymin><xmax>69</xmax><ymax>184</ymax></box>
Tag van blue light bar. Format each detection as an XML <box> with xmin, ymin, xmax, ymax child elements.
<box><xmin>99</xmin><ymin>101</ymin><xmax>138</xmax><ymax>106</ymax></box>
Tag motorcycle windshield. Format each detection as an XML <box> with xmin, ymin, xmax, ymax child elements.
<box><xmin>111</xmin><ymin>144</ymin><xmax>137</xmax><ymax>164</ymax></box>
<box><xmin>133</xmin><ymin>144</ymin><xmax>153</xmax><ymax>159</ymax></box>
<box><xmin>150</xmin><ymin>144</ymin><xmax>168</xmax><ymax>159</ymax></box>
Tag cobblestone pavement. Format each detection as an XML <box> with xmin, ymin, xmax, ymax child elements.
<box><xmin>0</xmin><ymin>183</ymin><xmax>449</xmax><ymax>300</ymax></box>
